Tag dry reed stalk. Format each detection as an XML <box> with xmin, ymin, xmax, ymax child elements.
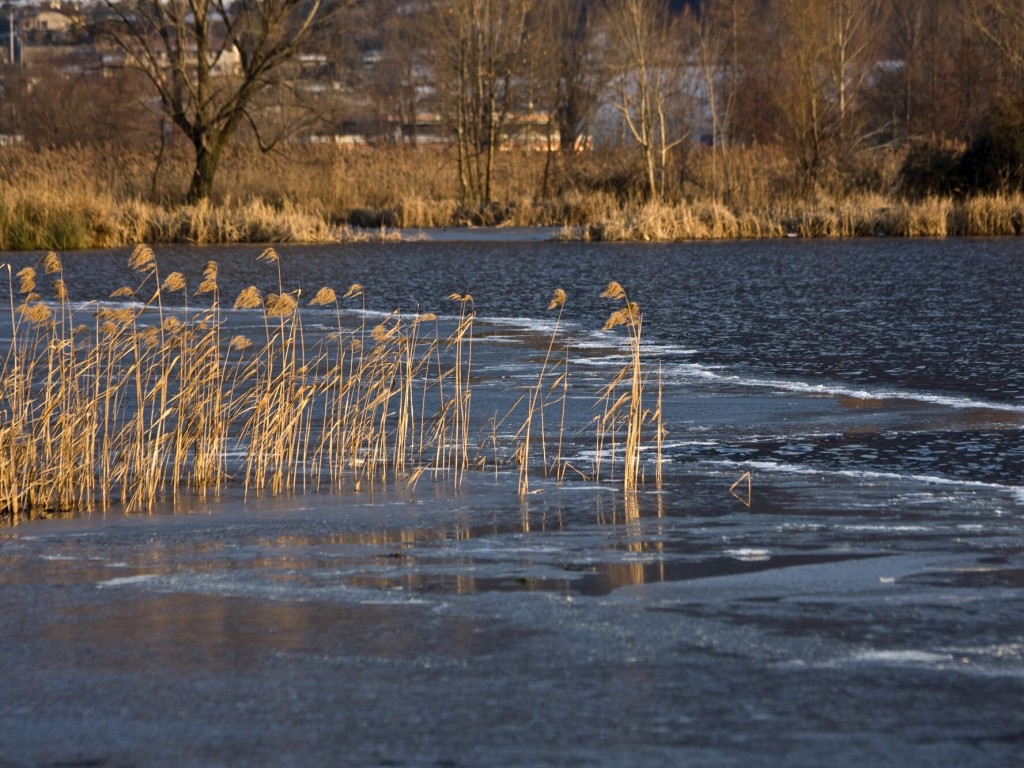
<box><xmin>655</xmin><ymin>363</ymin><xmax>664</xmax><ymax>490</ymax></box>
<box><xmin>114</xmin><ymin>244</ymin><xmax>181</xmax><ymax>512</ymax></box>
<box><xmin>729</xmin><ymin>470</ymin><xmax>752</xmax><ymax>508</ymax></box>
<box><xmin>910</xmin><ymin>197</ymin><xmax>951</xmax><ymax>237</ymax></box>
<box><xmin>44</xmin><ymin>254</ymin><xmax>98</xmax><ymax>512</ymax></box>
<box><xmin>391</xmin><ymin>312</ymin><xmax>437</xmax><ymax>481</ymax></box>
<box><xmin>319</xmin><ymin>284</ymin><xmax>373</xmax><ymax>490</ymax></box>
<box><xmin>183</xmin><ymin>261</ymin><xmax>231</xmax><ymax>497</ymax></box>
<box><xmin>551</xmin><ymin>355</ymin><xmax>570</xmax><ymax>482</ymax></box>
<box><xmin>411</xmin><ymin>313</ymin><xmax>440</xmax><ymax>472</ymax></box>
<box><xmin>598</xmin><ymin>281</ymin><xmax>645</xmax><ymax>493</ymax></box>
<box><xmin>514</xmin><ymin>288</ymin><xmax>567</xmax><ymax>498</ymax></box>
<box><xmin>307</xmin><ymin>286</ymin><xmax>345</xmax><ymax>489</ymax></box>
<box><xmin>445</xmin><ymin>294</ymin><xmax>475</xmax><ymax>488</ymax></box>
<box><xmin>305</xmin><ymin>286</ymin><xmax>445</xmax><ymax>494</ymax></box>
<box><xmin>239</xmin><ymin>279</ymin><xmax>316</xmax><ymax>496</ymax></box>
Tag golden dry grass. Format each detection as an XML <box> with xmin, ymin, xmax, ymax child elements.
<box><xmin>4</xmin><ymin>142</ymin><xmax>1024</xmax><ymax>250</ymax></box>
<box><xmin>0</xmin><ymin>249</ymin><xmax>670</xmax><ymax>523</ymax></box>
<box><xmin>0</xmin><ymin>247</ymin><xmax>492</xmax><ymax>520</ymax></box>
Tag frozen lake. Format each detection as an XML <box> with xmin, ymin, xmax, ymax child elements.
<box><xmin>1</xmin><ymin>235</ymin><xmax>1022</xmax><ymax>765</ymax></box>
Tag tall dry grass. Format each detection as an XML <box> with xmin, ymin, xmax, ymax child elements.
<box><xmin>594</xmin><ymin>281</ymin><xmax>664</xmax><ymax>494</ymax></box>
<box><xmin>562</xmin><ymin>193</ymin><xmax>1024</xmax><ymax>241</ymax></box>
<box><xmin>0</xmin><ymin>249</ymin><xmax>677</xmax><ymax>523</ymax></box>
<box><xmin>0</xmin><ymin>247</ymin><xmax>502</xmax><ymax>522</ymax></box>
<box><xmin>4</xmin><ymin>142</ymin><xmax>1024</xmax><ymax>250</ymax></box>
<box><xmin>510</xmin><ymin>288</ymin><xmax>571</xmax><ymax>499</ymax></box>
<box><xmin>0</xmin><ymin>182</ymin><xmax>364</xmax><ymax>249</ymax></box>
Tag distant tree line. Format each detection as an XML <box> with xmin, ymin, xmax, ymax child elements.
<box><xmin>3</xmin><ymin>0</ymin><xmax>1024</xmax><ymax>209</ymax></box>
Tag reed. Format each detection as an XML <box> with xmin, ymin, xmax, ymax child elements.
<box><xmin>7</xmin><ymin>143</ymin><xmax>1024</xmax><ymax>247</ymax></box>
<box><xmin>445</xmin><ymin>293</ymin><xmax>475</xmax><ymax>488</ymax></box>
<box><xmin>0</xmin><ymin>246</ymin><xmax>685</xmax><ymax>525</ymax></box>
<box><xmin>597</xmin><ymin>281</ymin><xmax>647</xmax><ymax>493</ymax></box>
<box><xmin>513</xmin><ymin>288</ymin><xmax>568</xmax><ymax>498</ymax></box>
<box><xmin>891</xmin><ymin>197</ymin><xmax>951</xmax><ymax>237</ymax></box>
<box><xmin>729</xmin><ymin>471</ymin><xmax>752</xmax><ymax>508</ymax></box>
<box><xmin>949</xmin><ymin>193</ymin><xmax>1024</xmax><ymax>236</ymax></box>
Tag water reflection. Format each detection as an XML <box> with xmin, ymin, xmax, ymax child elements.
<box><xmin>12</xmin><ymin>485</ymin><xmax>714</xmax><ymax>599</ymax></box>
<box><xmin>43</xmin><ymin>592</ymin><xmax>501</xmax><ymax>671</ymax></box>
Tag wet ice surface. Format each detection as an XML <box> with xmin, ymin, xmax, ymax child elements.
<box><xmin>2</xmin><ymin>239</ymin><xmax>1024</xmax><ymax>765</ymax></box>
<box><xmin>2</xmin><ymin>466</ymin><xmax>1023</xmax><ymax>768</ymax></box>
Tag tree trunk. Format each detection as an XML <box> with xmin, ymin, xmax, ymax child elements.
<box><xmin>187</xmin><ymin>137</ymin><xmax>222</xmax><ymax>204</ymax></box>
<box><xmin>644</xmin><ymin>141</ymin><xmax>658</xmax><ymax>200</ymax></box>
<box><xmin>102</xmin><ymin>0</ymin><xmax>328</xmax><ymax>207</ymax></box>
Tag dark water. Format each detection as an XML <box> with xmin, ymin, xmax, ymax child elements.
<box><xmin>1</xmin><ymin>236</ymin><xmax>1023</xmax><ymax>767</ymax></box>
<box><xmin>26</xmin><ymin>237</ymin><xmax>1024</xmax><ymax>401</ymax></box>
<box><xmin>19</xmin><ymin>235</ymin><xmax>1024</xmax><ymax>487</ymax></box>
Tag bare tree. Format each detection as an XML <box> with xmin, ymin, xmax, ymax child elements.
<box><xmin>827</xmin><ymin>0</ymin><xmax>884</xmax><ymax>152</ymax></box>
<box><xmin>0</xmin><ymin>52</ymin><xmax>154</xmax><ymax>149</ymax></box>
<box><xmin>370</xmin><ymin>8</ymin><xmax>429</xmax><ymax>146</ymax></box>
<box><xmin>99</xmin><ymin>0</ymin><xmax>342</xmax><ymax>203</ymax></box>
<box><xmin>602</xmin><ymin>0</ymin><xmax>688</xmax><ymax>201</ymax></box>
<box><xmin>432</xmin><ymin>0</ymin><xmax>532</xmax><ymax>211</ymax></box>
<box><xmin>521</xmin><ymin>0</ymin><xmax>606</xmax><ymax>198</ymax></box>
<box><xmin>962</xmin><ymin>0</ymin><xmax>1024</xmax><ymax>74</ymax></box>
<box><xmin>690</xmin><ymin>0</ymin><xmax>751</xmax><ymax>200</ymax></box>
<box><xmin>774</xmin><ymin>0</ymin><xmax>884</xmax><ymax>188</ymax></box>
<box><xmin>887</xmin><ymin>0</ymin><xmax>927</xmax><ymax>139</ymax></box>
<box><xmin>529</xmin><ymin>0</ymin><xmax>603</xmax><ymax>154</ymax></box>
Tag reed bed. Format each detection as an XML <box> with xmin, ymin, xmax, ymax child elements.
<box><xmin>0</xmin><ymin>247</ymin><xmax>673</xmax><ymax>524</ymax></box>
<box><xmin>592</xmin><ymin>281</ymin><xmax>664</xmax><ymax>493</ymax></box>
<box><xmin>559</xmin><ymin>193</ymin><xmax>1024</xmax><ymax>241</ymax></box>
<box><xmin>5</xmin><ymin>144</ymin><xmax>1024</xmax><ymax>248</ymax></box>
<box><xmin>0</xmin><ymin>183</ymin><xmax>410</xmax><ymax>249</ymax></box>
<box><xmin>563</xmin><ymin>201</ymin><xmax>788</xmax><ymax>241</ymax></box>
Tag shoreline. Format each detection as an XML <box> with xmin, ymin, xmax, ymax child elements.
<box><xmin>2</xmin><ymin>194</ymin><xmax>1024</xmax><ymax>251</ymax></box>
<box><xmin>4</xmin><ymin>143</ymin><xmax>1024</xmax><ymax>250</ymax></box>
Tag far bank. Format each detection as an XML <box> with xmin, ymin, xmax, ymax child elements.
<box><xmin>3</xmin><ymin>144</ymin><xmax>1024</xmax><ymax>250</ymax></box>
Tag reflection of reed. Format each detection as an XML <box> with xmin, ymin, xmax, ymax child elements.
<box><xmin>588</xmin><ymin>492</ymin><xmax>670</xmax><ymax>589</ymax></box>
<box><xmin>624</xmin><ymin>491</ymin><xmax>640</xmax><ymax>521</ymax></box>
<box><xmin>518</xmin><ymin>498</ymin><xmax>568</xmax><ymax>535</ymax></box>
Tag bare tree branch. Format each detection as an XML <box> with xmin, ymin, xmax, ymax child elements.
<box><xmin>98</xmin><ymin>0</ymin><xmax>347</xmax><ymax>202</ymax></box>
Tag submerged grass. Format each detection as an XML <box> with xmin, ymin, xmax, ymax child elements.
<box><xmin>0</xmin><ymin>247</ymin><xmax>670</xmax><ymax>523</ymax></box>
